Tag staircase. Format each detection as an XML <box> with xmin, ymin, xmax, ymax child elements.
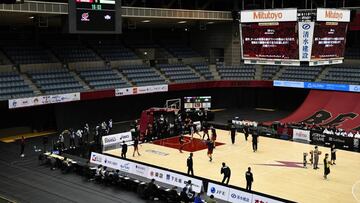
<box><xmin>272</xmin><ymin>66</ymin><xmax>286</xmax><ymax>80</ymax></box>
<box><xmin>114</xmin><ymin>69</ymin><xmax>134</xmax><ymax>86</ymax></box>
<box><xmin>315</xmin><ymin>66</ymin><xmax>329</xmax><ymax>82</ymax></box>
<box><xmin>70</xmin><ymin>71</ymin><xmax>91</xmax><ymax>90</ymax></box>
<box><xmin>254</xmin><ymin>65</ymin><xmax>263</xmax><ymax>80</ymax></box>
<box><xmin>21</xmin><ymin>73</ymin><xmax>41</xmax><ymax>95</ymax></box>
<box><xmin>209</xmin><ymin>64</ymin><xmax>220</xmax><ymax>80</ymax></box>
<box><xmin>187</xmin><ymin>65</ymin><xmax>205</xmax><ymax>80</ymax></box>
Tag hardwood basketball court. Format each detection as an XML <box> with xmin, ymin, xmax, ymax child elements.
<box><xmin>105</xmin><ymin>129</ymin><xmax>360</xmax><ymax>203</ymax></box>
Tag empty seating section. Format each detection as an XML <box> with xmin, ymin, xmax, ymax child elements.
<box><xmin>321</xmin><ymin>66</ymin><xmax>360</xmax><ymax>84</ymax></box>
<box><xmin>262</xmin><ymin>66</ymin><xmax>280</xmax><ymax>80</ymax></box>
<box><xmin>2</xmin><ymin>45</ymin><xmax>55</xmax><ymax>64</ymax></box>
<box><xmin>121</xmin><ymin>65</ymin><xmax>165</xmax><ymax>86</ymax></box>
<box><xmin>345</xmin><ymin>47</ymin><xmax>360</xmax><ymax>59</ymax></box>
<box><xmin>162</xmin><ymin>41</ymin><xmax>200</xmax><ymax>58</ymax></box>
<box><xmin>192</xmin><ymin>63</ymin><xmax>214</xmax><ymax>80</ymax></box>
<box><xmin>28</xmin><ymin>69</ymin><xmax>84</xmax><ymax>94</ymax></box>
<box><xmin>158</xmin><ymin>64</ymin><xmax>200</xmax><ymax>83</ymax></box>
<box><xmin>91</xmin><ymin>43</ymin><xmax>138</xmax><ymax>61</ymax></box>
<box><xmin>0</xmin><ymin>72</ymin><xmax>33</xmax><ymax>100</ymax></box>
<box><xmin>51</xmin><ymin>42</ymin><xmax>98</xmax><ymax>63</ymax></box>
<box><xmin>217</xmin><ymin>65</ymin><xmax>256</xmax><ymax>80</ymax></box>
<box><xmin>278</xmin><ymin>66</ymin><xmax>322</xmax><ymax>81</ymax></box>
<box><xmin>78</xmin><ymin>68</ymin><xmax>129</xmax><ymax>90</ymax></box>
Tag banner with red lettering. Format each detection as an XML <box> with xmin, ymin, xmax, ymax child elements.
<box><xmin>240</xmin><ymin>9</ymin><xmax>297</xmax><ymax>23</ymax></box>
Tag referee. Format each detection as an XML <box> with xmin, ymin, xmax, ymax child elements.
<box><xmin>229</xmin><ymin>124</ymin><xmax>237</xmax><ymax>144</ymax></box>
<box><xmin>245</xmin><ymin>167</ymin><xmax>253</xmax><ymax>191</ymax></box>
<box><xmin>187</xmin><ymin>153</ymin><xmax>194</xmax><ymax>176</ymax></box>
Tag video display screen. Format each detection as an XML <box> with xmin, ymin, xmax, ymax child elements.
<box><xmin>68</xmin><ymin>0</ymin><xmax>121</xmax><ymax>33</ymax></box>
<box><xmin>311</xmin><ymin>22</ymin><xmax>348</xmax><ymax>59</ymax></box>
<box><xmin>241</xmin><ymin>22</ymin><xmax>299</xmax><ymax>60</ymax></box>
<box><xmin>184</xmin><ymin>96</ymin><xmax>211</xmax><ymax>110</ymax></box>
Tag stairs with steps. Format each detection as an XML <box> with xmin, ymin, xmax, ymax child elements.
<box><xmin>69</xmin><ymin>71</ymin><xmax>91</xmax><ymax>90</ymax></box>
<box><xmin>272</xmin><ymin>66</ymin><xmax>286</xmax><ymax>80</ymax></box>
<box><xmin>153</xmin><ymin>66</ymin><xmax>171</xmax><ymax>83</ymax></box>
<box><xmin>209</xmin><ymin>64</ymin><xmax>220</xmax><ymax>80</ymax></box>
<box><xmin>114</xmin><ymin>69</ymin><xmax>134</xmax><ymax>86</ymax></box>
<box><xmin>20</xmin><ymin>73</ymin><xmax>41</xmax><ymax>95</ymax></box>
<box><xmin>254</xmin><ymin>65</ymin><xmax>263</xmax><ymax>80</ymax></box>
<box><xmin>315</xmin><ymin>66</ymin><xmax>329</xmax><ymax>82</ymax></box>
<box><xmin>187</xmin><ymin>64</ymin><xmax>205</xmax><ymax>80</ymax></box>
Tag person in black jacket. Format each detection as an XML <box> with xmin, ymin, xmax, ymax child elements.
<box><xmin>221</xmin><ymin>162</ymin><xmax>231</xmax><ymax>185</ymax></box>
<box><xmin>187</xmin><ymin>153</ymin><xmax>194</xmax><ymax>176</ymax></box>
<box><xmin>229</xmin><ymin>124</ymin><xmax>237</xmax><ymax>144</ymax></box>
<box><xmin>245</xmin><ymin>167</ymin><xmax>254</xmax><ymax>191</ymax></box>
<box><xmin>121</xmin><ymin>141</ymin><xmax>128</xmax><ymax>158</ymax></box>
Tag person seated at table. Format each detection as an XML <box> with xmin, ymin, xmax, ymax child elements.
<box><xmin>185</xmin><ymin>180</ymin><xmax>195</xmax><ymax>200</ymax></box>
<box><xmin>94</xmin><ymin>165</ymin><xmax>103</xmax><ymax>181</ymax></box>
<box><xmin>180</xmin><ymin>187</ymin><xmax>190</xmax><ymax>203</ymax></box>
<box><xmin>167</xmin><ymin>186</ymin><xmax>180</xmax><ymax>202</ymax></box>
<box><xmin>205</xmin><ymin>195</ymin><xmax>217</xmax><ymax>203</ymax></box>
<box><xmin>144</xmin><ymin>179</ymin><xmax>158</xmax><ymax>200</ymax></box>
<box><xmin>194</xmin><ymin>193</ymin><xmax>203</xmax><ymax>203</ymax></box>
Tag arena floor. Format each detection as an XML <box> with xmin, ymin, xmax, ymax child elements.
<box><xmin>105</xmin><ymin>129</ymin><xmax>360</xmax><ymax>203</ymax></box>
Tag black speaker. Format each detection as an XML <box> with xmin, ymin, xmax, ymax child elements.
<box><xmin>232</xmin><ymin>10</ymin><xmax>240</xmax><ymax>22</ymax></box>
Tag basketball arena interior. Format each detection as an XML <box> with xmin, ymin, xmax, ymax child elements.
<box><xmin>0</xmin><ymin>0</ymin><xmax>360</xmax><ymax>202</ymax></box>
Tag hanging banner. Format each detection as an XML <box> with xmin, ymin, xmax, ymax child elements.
<box><xmin>298</xmin><ymin>22</ymin><xmax>315</xmax><ymax>61</ymax></box>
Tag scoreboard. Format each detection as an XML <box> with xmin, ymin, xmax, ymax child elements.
<box><xmin>184</xmin><ymin>96</ymin><xmax>211</xmax><ymax>110</ymax></box>
<box><xmin>68</xmin><ymin>0</ymin><xmax>121</xmax><ymax>33</ymax></box>
<box><xmin>240</xmin><ymin>8</ymin><xmax>351</xmax><ymax>66</ymax></box>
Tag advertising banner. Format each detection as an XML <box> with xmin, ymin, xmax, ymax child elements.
<box><xmin>206</xmin><ymin>182</ymin><xmax>231</xmax><ymax>201</ymax></box>
<box><xmin>102</xmin><ymin>131</ymin><xmax>132</xmax><ymax>151</ymax></box>
<box><xmin>317</xmin><ymin>8</ymin><xmax>351</xmax><ymax>22</ymax></box>
<box><xmin>310</xmin><ymin>130</ymin><xmax>326</xmax><ymax>145</ymax></box>
<box><xmin>324</xmin><ymin>135</ymin><xmax>353</xmax><ymax>150</ymax></box>
<box><xmin>241</xmin><ymin>9</ymin><xmax>297</xmax><ymax>23</ymax></box>
<box><xmin>147</xmin><ymin>167</ymin><xmax>203</xmax><ymax>193</ymax></box>
<box><xmin>8</xmin><ymin>92</ymin><xmax>80</xmax><ymax>109</ymax></box>
<box><xmin>115</xmin><ymin>84</ymin><xmax>168</xmax><ymax>97</ymax></box>
<box><xmin>293</xmin><ymin>129</ymin><xmax>311</xmax><ymax>142</ymax></box>
<box><xmin>228</xmin><ymin>188</ymin><xmax>253</xmax><ymax>203</ymax></box>
<box><xmin>89</xmin><ymin>152</ymin><xmax>133</xmax><ymax>173</ymax></box>
<box><xmin>298</xmin><ymin>22</ymin><xmax>315</xmax><ymax>61</ymax></box>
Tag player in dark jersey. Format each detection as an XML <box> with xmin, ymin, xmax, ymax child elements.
<box><xmin>202</xmin><ymin>121</ymin><xmax>210</xmax><ymax>140</ymax></box>
<box><xmin>211</xmin><ymin>127</ymin><xmax>217</xmax><ymax>148</ymax></box>
<box><xmin>179</xmin><ymin>134</ymin><xmax>185</xmax><ymax>153</ymax></box>
<box><xmin>207</xmin><ymin>138</ymin><xmax>214</xmax><ymax>162</ymax></box>
<box><xmin>133</xmin><ymin>136</ymin><xmax>141</xmax><ymax>157</ymax></box>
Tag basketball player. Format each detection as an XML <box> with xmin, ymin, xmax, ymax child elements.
<box><xmin>330</xmin><ymin>144</ymin><xmax>336</xmax><ymax>165</ymax></box>
<box><xmin>133</xmin><ymin>136</ymin><xmax>141</xmax><ymax>157</ymax></box>
<box><xmin>190</xmin><ymin>122</ymin><xmax>201</xmax><ymax>140</ymax></box>
<box><xmin>243</xmin><ymin>124</ymin><xmax>249</xmax><ymax>141</ymax></box>
<box><xmin>206</xmin><ymin>138</ymin><xmax>214</xmax><ymax>162</ymax></box>
<box><xmin>179</xmin><ymin>134</ymin><xmax>185</xmax><ymax>153</ymax></box>
<box><xmin>324</xmin><ymin>153</ymin><xmax>331</xmax><ymax>179</ymax></box>
<box><xmin>202</xmin><ymin>121</ymin><xmax>210</xmax><ymax>140</ymax></box>
<box><xmin>229</xmin><ymin>124</ymin><xmax>237</xmax><ymax>144</ymax></box>
<box><xmin>211</xmin><ymin>127</ymin><xmax>217</xmax><ymax>148</ymax></box>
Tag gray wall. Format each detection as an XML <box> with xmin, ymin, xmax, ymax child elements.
<box><xmin>190</xmin><ymin>22</ymin><xmax>241</xmax><ymax>65</ymax></box>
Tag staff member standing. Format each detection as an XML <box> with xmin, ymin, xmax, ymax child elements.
<box><xmin>330</xmin><ymin>144</ymin><xmax>337</xmax><ymax>165</ymax></box>
<box><xmin>187</xmin><ymin>153</ymin><xmax>194</xmax><ymax>176</ymax></box>
<box><xmin>245</xmin><ymin>167</ymin><xmax>253</xmax><ymax>191</ymax></box>
<box><xmin>220</xmin><ymin>162</ymin><xmax>231</xmax><ymax>185</ymax></box>
<box><xmin>121</xmin><ymin>141</ymin><xmax>128</xmax><ymax>158</ymax></box>
<box><xmin>313</xmin><ymin>146</ymin><xmax>320</xmax><ymax>170</ymax></box>
<box><xmin>252</xmin><ymin>130</ymin><xmax>259</xmax><ymax>152</ymax></box>
<box><xmin>324</xmin><ymin>153</ymin><xmax>331</xmax><ymax>179</ymax></box>
<box><xmin>229</xmin><ymin>124</ymin><xmax>237</xmax><ymax>144</ymax></box>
